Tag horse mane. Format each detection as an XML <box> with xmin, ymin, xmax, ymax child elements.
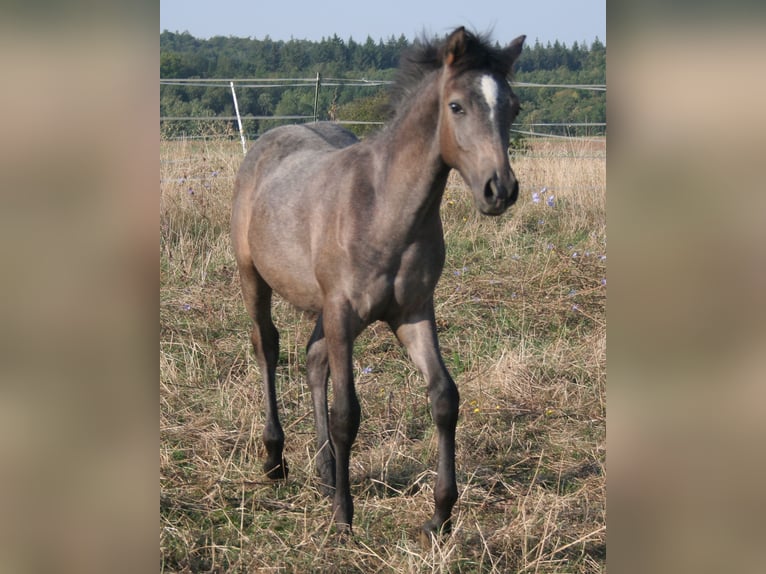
<box><xmin>388</xmin><ymin>28</ymin><xmax>516</xmax><ymax>111</ymax></box>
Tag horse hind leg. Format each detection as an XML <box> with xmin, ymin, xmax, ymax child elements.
<box><xmin>238</xmin><ymin>262</ymin><xmax>287</xmax><ymax>480</ymax></box>
<box><xmin>306</xmin><ymin>316</ymin><xmax>336</xmax><ymax>497</ymax></box>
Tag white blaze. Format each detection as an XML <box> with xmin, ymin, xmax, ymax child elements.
<box><xmin>480</xmin><ymin>75</ymin><xmax>499</xmax><ymax>122</ymax></box>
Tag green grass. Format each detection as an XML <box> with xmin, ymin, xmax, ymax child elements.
<box><xmin>161</xmin><ymin>136</ymin><xmax>606</xmax><ymax>573</ymax></box>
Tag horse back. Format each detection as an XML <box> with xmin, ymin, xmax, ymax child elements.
<box><xmin>250</xmin><ymin>123</ymin><xmax>357</xmax><ymax>165</ymax></box>
<box><xmin>234</xmin><ymin>123</ymin><xmax>358</xmax><ymax>202</ymax></box>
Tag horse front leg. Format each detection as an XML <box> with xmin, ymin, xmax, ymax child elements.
<box><xmin>390</xmin><ymin>305</ymin><xmax>459</xmax><ymax>543</ymax></box>
<box><xmin>305</xmin><ymin>315</ymin><xmax>336</xmax><ymax>497</ymax></box>
<box><xmin>323</xmin><ymin>301</ymin><xmax>362</xmax><ymax>534</ymax></box>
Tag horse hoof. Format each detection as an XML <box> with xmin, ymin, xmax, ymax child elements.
<box><xmin>417</xmin><ymin>527</ymin><xmax>434</xmax><ymax>549</ymax></box>
<box><xmin>335</xmin><ymin>523</ymin><xmax>353</xmax><ymax>542</ymax></box>
<box><xmin>418</xmin><ymin>519</ymin><xmax>451</xmax><ymax>549</ymax></box>
<box><xmin>263</xmin><ymin>459</ymin><xmax>288</xmax><ymax>480</ymax></box>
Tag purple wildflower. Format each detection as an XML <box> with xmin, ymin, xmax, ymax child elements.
<box><xmin>546</xmin><ymin>195</ymin><xmax>555</xmax><ymax>207</ymax></box>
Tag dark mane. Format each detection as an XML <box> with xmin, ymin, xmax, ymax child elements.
<box><xmin>389</xmin><ymin>29</ymin><xmax>516</xmax><ymax>110</ymax></box>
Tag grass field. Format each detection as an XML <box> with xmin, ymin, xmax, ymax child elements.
<box><xmin>160</xmin><ymin>134</ymin><xmax>606</xmax><ymax>573</ymax></box>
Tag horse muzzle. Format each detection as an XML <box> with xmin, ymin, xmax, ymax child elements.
<box><xmin>477</xmin><ymin>173</ymin><xmax>519</xmax><ymax>216</ymax></box>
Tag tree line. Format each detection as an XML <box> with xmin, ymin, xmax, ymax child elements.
<box><xmin>160</xmin><ymin>30</ymin><xmax>605</xmax><ymax>139</ymax></box>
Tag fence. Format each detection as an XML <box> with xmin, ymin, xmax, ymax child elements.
<box><xmin>160</xmin><ymin>76</ymin><xmax>606</xmax><ymax>154</ymax></box>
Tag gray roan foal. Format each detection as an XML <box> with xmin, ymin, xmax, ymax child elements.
<box><xmin>231</xmin><ymin>27</ymin><xmax>525</xmax><ymax>541</ymax></box>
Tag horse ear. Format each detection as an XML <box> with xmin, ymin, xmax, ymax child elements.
<box><xmin>504</xmin><ymin>35</ymin><xmax>526</xmax><ymax>66</ymax></box>
<box><xmin>443</xmin><ymin>26</ymin><xmax>468</xmax><ymax>66</ymax></box>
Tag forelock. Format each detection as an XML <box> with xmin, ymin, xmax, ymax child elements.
<box><xmin>389</xmin><ymin>29</ymin><xmax>514</xmax><ymax>111</ymax></box>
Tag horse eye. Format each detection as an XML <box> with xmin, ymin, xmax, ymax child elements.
<box><xmin>448</xmin><ymin>102</ymin><xmax>464</xmax><ymax>115</ymax></box>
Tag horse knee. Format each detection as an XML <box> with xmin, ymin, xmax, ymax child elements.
<box><xmin>430</xmin><ymin>378</ymin><xmax>459</xmax><ymax>429</ymax></box>
<box><xmin>330</xmin><ymin>393</ymin><xmax>361</xmax><ymax>446</ymax></box>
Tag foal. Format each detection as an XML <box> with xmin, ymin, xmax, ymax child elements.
<box><xmin>231</xmin><ymin>27</ymin><xmax>525</xmax><ymax>539</ymax></box>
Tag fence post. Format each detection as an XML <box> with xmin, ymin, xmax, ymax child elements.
<box><xmin>313</xmin><ymin>72</ymin><xmax>321</xmax><ymax>123</ymax></box>
<box><xmin>230</xmin><ymin>81</ymin><xmax>247</xmax><ymax>156</ymax></box>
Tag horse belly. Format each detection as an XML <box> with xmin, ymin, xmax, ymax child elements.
<box><xmin>249</xmin><ymin>224</ymin><xmax>323</xmax><ymax>312</ymax></box>
<box><xmin>267</xmin><ymin>273</ymin><xmax>323</xmax><ymax>313</ymax></box>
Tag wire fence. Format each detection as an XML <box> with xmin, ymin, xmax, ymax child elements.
<box><xmin>160</xmin><ymin>76</ymin><xmax>606</xmax><ymax>152</ymax></box>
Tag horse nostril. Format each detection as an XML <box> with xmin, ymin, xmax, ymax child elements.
<box><xmin>484</xmin><ymin>178</ymin><xmax>498</xmax><ymax>201</ymax></box>
<box><xmin>509</xmin><ymin>179</ymin><xmax>519</xmax><ymax>203</ymax></box>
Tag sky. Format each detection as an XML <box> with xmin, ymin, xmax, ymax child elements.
<box><xmin>160</xmin><ymin>0</ymin><xmax>605</xmax><ymax>47</ymax></box>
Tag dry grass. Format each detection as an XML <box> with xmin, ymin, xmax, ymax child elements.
<box><xmin>160</xmin><ymin>134</ymin><xmax>606</xmax><ymax>573</ymax></box>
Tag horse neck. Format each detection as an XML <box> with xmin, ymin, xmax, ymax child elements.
<box><xmin>374</xmin><ymin>75</ymin><xmax>450</xmax><ymax>229</ymax></box>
